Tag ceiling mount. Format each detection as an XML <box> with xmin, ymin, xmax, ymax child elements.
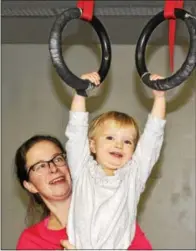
<box><xmin>2</xmin><ymin>0</ymin><xmax>196</xmax><ymax>44</ymax></box>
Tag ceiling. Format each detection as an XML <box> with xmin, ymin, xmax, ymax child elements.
<box><xmin>2</xmin><ymin>0</ymin><xmax>196</xmax><ymax>44</ymax></box>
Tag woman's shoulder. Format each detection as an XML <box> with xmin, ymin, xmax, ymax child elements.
<box><xmin>21</xmin><ymin>218</ymin><xmax>46</xmax><ymax>235</ymax></box>
<box><xmin>16</xmin><ymin>218</ymin><xmax>46</xmax><ymax>249</ymax></box>
<box><xmin>16</xmin><ymin>217</ymin><xmax>67</xmax><ymax>250</ymax></box>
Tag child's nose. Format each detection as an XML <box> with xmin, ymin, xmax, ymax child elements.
<box><xmin>115</xmin><ymin>140</ymin><xmax>123</xmax><ymax>148</ymax></box>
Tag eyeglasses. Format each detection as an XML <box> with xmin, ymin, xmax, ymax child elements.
<box><xmin>27</xmin><ymin>153</ymin><xmax>67</xmax><ymax>176</ymax></box>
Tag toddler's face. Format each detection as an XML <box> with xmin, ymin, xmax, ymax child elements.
<box><xmin>90</xmin><ymin>120</ymin><xmax>137</xmax><ymax>175</ymax></box>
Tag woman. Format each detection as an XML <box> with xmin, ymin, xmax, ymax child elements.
<box><xmin>15</xmin><ymin>135</ymin><xmax>152</xmax><ymax>250</ymax></box>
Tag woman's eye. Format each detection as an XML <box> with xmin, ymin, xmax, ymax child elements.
<box><xmin>55</xmin><ymin>156</ymin><xmax>63</xmax><ymax>162</ymax></box>
<box><xmin>36</xmin><ymin>163</ymin><xmax>47</xmax><ymax>170</ymax></box>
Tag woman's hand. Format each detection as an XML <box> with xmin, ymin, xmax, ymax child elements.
<box><xmin>60</xmin><ymin>240</ymin><xmax>76</xmax><ymax>250</ymax></box>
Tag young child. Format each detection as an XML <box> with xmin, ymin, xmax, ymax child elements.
<box><xmin>65</xmin><ymin>72</ymin><xmax>166</xmax><ymax>249</ymax></box>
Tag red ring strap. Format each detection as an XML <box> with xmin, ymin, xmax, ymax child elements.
<box><xmin>77</xmin><ymin>0</ymin><xmax>95</xmax><ymax>21</ymax></box>
<box><xmin>164</xmin><ymin>0</ymin><xmax>184</xmax><ymax>72</ymax></box>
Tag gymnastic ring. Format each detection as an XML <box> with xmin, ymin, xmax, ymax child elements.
<box><xmin>49</xmin><ymin>7</ymin><xmax>112</xmax><ymax>97</ymax></box>
<box><xmin>135</xmin><ymin>8</ymin><xmax>196</xmax><ymax>90</ymax></box>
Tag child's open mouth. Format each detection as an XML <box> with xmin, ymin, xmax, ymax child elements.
<box><xmin>110</xmin><ymin>152</ymin><xmax>123</xmax><ymax>158</ymax></box>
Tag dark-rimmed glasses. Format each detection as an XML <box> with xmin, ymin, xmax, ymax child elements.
<box><xmin>27</xmin><ymin>153</ymin><xmax>67</xmax><ymax>176</ymax></box>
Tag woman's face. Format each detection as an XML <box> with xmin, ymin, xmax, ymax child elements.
<box><xmin>23</xmin><ymin>140</ymin><xmax>72</xmax><ymax>202</ymax></box>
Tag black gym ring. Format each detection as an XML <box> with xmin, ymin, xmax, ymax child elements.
<box><xmin>135</xmin><ymin>8</ymin><xmax>196</xmax><ymax>90</ymax></box>
<box><xmin>49</xmin><ymin>7</ymin><xmax>112</xmax><ymax>96</ymax></box>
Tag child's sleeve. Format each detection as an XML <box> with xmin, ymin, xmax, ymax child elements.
<box><xmin>132</xmin><ymin>114</ymin><xmax>166</xmax><ymax>199</ymax></box>
<box><xmin>65</xmin><ymin>111</ymin><xmax>91</xmax><ymax>180</ymax></box>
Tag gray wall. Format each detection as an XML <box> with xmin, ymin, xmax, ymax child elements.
<box><xmin>2</xmin><ymin>44</ymin><xmax>196</xmax><ymax>249</ymax></box>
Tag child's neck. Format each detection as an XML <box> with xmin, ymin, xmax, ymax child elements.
<box><xmin>102</xmin><ymin>167</ymin><xmax>115</xmax><ymax>176</ymax></box>
<box><xmin>95</xmin><ymin>158</ymin><xmax>116</xmax><ymax>176</ymax></box>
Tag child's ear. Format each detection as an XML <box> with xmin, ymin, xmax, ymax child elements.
<box><xmin>89</xmin><ymin>138</ymin><xmax>96</xmax><ymax>153</ymax></box>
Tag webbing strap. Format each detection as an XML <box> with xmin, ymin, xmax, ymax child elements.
<box><xmin>77</xmin><ymin>0</ymin><xmax>95</xmax><ymax>21</ymax></box>
<box><xmin>164</xmin><ymin>0</ymin><xmax>184</xmax><ymax>72</ymax></box>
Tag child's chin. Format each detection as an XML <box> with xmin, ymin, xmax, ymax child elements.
<box><xmin>108</xmin><ymin>163</ymin><xmax>123</xmax><ymax>170</ymax></box>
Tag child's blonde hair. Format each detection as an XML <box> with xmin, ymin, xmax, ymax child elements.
<box><xmin>88</xmin><ymin>111</ymin><xmax>140</xmax><ymax>148</ymax></box>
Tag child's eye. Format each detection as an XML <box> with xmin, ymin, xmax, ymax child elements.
<box><xmin>124</xmin><ymin>140</ymin><xmax>132</xmax><ymax>145</ymax></box>
<box><xmin>106</xmin><ymin>136</ymin><xmax>113</xmax><ymax>140</ymax></box>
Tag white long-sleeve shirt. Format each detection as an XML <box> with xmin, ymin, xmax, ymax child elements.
<box><xmin>65</xmin><ymin>111</ymin><xmax>166</xmax><ymax>250</ymax></box>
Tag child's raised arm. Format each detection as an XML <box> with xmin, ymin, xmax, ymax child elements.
<box><xmin>131</xmin><ymin>74</ymin><xmax>166</xmax><ymax>201</ymax></box>
<box><xmin>150</xmin><ymin>74</ymin><xmax>166</xmax><ymax>120</ymax></box>
<box><xmin>71</xmin><ymin>72</ymin><xmax>100</xmax><ymax>112</ymax></box>
<box><xmin>65</xmin><ymin>72</ymin><xmax>100</xmax><ymax>181</ymax></box>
